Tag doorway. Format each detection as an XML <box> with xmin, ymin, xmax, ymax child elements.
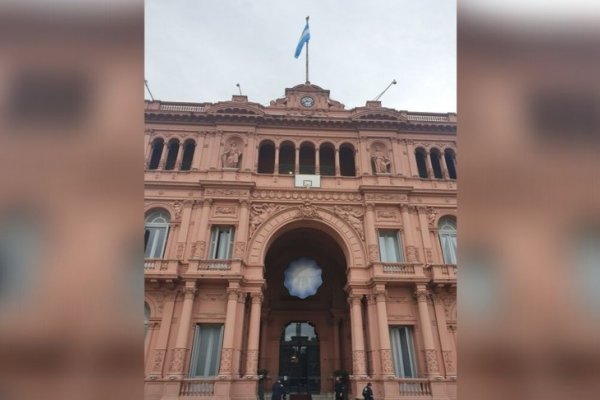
<box><xmin>279</xmin><ymin>322</ymin><xmax>320</xmax><ymax>394</ymax></box>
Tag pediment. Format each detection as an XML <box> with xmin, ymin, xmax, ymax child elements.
<box><xmin>208</xmin><ymin>102</ymin><xmax>265</xmax><ymax>116</ymax></box>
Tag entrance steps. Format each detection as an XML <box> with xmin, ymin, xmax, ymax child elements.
<box><xmin>265</xmin><ymin>394</ymin><xmax>333</xmax><ymax>400</ymax></box>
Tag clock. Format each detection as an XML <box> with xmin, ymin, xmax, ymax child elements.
<box><xmin>300</xmin><ymin>96</ymin><xmax>314</xmax><ymax>108</ymax></box>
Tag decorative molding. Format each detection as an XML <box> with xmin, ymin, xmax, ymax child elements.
<box><xmin>191</xmin><ymin>241</ymin><xmax>206</xmax><ymax>259</ymax></box>
<box><xmin>245</xmin><ymin>350</ymin><xmax>259</xmax><ymax>374</ymax></box>
<box><xmin>297</xmin><ymin>202</ymin><xmax>321</xmax><ymax>219</ymax></box>
<box><xmin>213</xmin><ymin>205</ymin><xmax>238</xmax><ymax>218</ymax></box>
<box><xmin>352</xmin><ymin>350</ymin><xmax>367</xmax><ymax>375</ymax></box>
<box><xmin>368</xmin><ymin>244</ymin><xmax>379</xmax><ymax>262</ymax></box>
<box><xmin>249</xmin><ymin>203</ymin><xmax>283</xmax><ymax>237</ymax></box>
<box><xmin>169</xmin><ymin>348</ymin><xmax>187</xmax><ymax>373</ymax></box>
<box><xmin>364</xmin><ymin>193</ymin><xmax>408</xmax><ymax>202</ymax></box>
<box><xmin>424</xmin><ymin>349</ymin><xmax>439</xmax><ymax>373</ymax></box>
<box><xmin>151</xmin><ymin>349</ymin><xmax>166</xmax><ymax>372</ymax></box>
<box><xmin>233</xmin><ymin>241</ymin><xmax>246</xmax><ymax>258</ymax></box>
<box><xmin>381</xmin><ymin>349</ymin><xmax>394</xmax><ymax>374</ymax></box>
<box><xmin>251</xmin><ymin>190</ymin><xmax>362</xmax><ymax>202</ymax></box>
<box><xmin>442</xmin><ymin>350</ymin><xmax>454</xmax><ymax>372</ymax></box>
<box><xmin>375</xmin><ymin>207</ymin><xmax>399</xmax><ymax>221</ymax></box>
<box><xmin>406</xmin><ymin>245</ymin><xmax>420</xmax><ymax>262</ymax></box>
<box><xmin>219</xmin><ymin>348</ymin><xmax>234</xmax><ymax>373</ymax></box>
<box><xmin>332</xmin><ymin>205</ymin><xmax>364</xmax><ymax>240</ymax></box>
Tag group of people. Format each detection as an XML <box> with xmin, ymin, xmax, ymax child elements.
<box><xmin>268</xmin><ymin>378</ymin><xmax>373</xmax><ymax>400</ymax></box>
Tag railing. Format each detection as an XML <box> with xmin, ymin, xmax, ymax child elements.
<box><xmin>144</xmin><ymin>259</ymin><xmax>168</xmax><ymax>271</ymax></box>
<box><xmin>429</xmin><ymin>264</ymin><xmax>457</xmax><ymax>282</ymax></box>
<box><xmin>196</xmin><ymin>260</ymin><xmax>232</xmax><ymax>271</ymax></box>
<box><xmin>160</xmin><ymin>104</ymin><xmax>205</xmax><ymax>112</ymax></box>
<box><xmin>179</xmin><ymin>380</ymin><xmax>215</xmax><ymax>396</ymax></box>
<box><xmin>382</xmin><ymin>263</ymin><xmax>416</xmax><ymax>274</ymax></box>
<box><xmin>406</xmin><ymin>114</ymin><xmax>449</xmax><ymax>122</ymax></box>
<box><xmin>398</xmin><ymin>379</ymin><xmax>432</xmax><ymax>396</ymax></box>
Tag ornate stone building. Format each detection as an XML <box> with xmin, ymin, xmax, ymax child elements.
<box><xmin>144</xmin><ymin>84</ymin><xmax>457</xmax><ymax>400</ymax></box>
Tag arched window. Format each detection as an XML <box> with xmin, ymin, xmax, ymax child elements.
<box><xmin>144</xmin><ymin>210</ymin><xmax>170</xmax><ymax>259</ymax></box>
<box><xmin>279</xmin><ymin>141</ymin><xmax>295</xmax><ymax>175</ymax></box>
<box><xmin>257</xmin><ymin>140</ymin><xmax>275</xmax><ymax>173</ymax></box>
<box><xmin>180</xmin><ymin>139</ymin><xmax>195</xmax><ymax>171</ymax></box>
<box><xmin>415</xmin><ymin>148</ymin><xmax>428</xmax><ymax>178</ymax></box>
<box><xmin>339</xmin><ymin>143</ymin><xmax>356</xmax><ymax>176</ymax></box>
<box><xmin>430</xmin><ymin>149</ymin><xmax>443</xmax><ymax>179</ymax></box>
<box><xmin>319</xmin><ymin>143</ymin><xmax>335</xmax><ymax>176</ymax></box>
<box><xmin>299</xmin><ymin>142</ymin><xmax>315</xmax><ymax>174</ymax></box>
<box><xmin>164</xmin><ymin>139</ymin><xmax>180</xmax><ymax>170</ymax></box>
<box><xmin>148</xmin><ymin>138</ymin><xmax>164</xmax><ymax>170</ymax></box>
<box><xmin>438</xmin><ymin>217</ymin><xmax>457</xmax><ymax>264</ymax></box>
<box><xmin>144</xmin><ymin>302</ymin><xmax>151</xmax><ymax>337</ymax></box>
<box><xmin>444</xmin><ymin>149</ymin><xmax>457</xmax><ymax>179</ymax></box>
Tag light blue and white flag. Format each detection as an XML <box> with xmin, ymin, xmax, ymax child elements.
<box><xmin>294</xmin><ymin>20</ymin><xmax>310</xmax><ymax>59</ymax></box>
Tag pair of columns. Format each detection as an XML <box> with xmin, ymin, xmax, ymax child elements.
<box><xmin>423</xmin><ymin>150</ymin><xmax>455</xmax><ymax>179</ymax></box>
<box><xmin>348</xmin><ymin>284</ymin><xmax>441</xmax><ymax>378</ymax></box>
<box><xmin>156</xmin><ymin>282</ymin><xmax>263</xmax><ymax>378</ymax></box>
<box><xmin>151</xmin><ymin>141</ymin><xmax>187</xmax><ymax>170</ymax></box>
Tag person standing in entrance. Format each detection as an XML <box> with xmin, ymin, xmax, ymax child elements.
<box><xmin>271</xmin><ymin>380</ymin><xmax>286</xmax><ymax>400</ymax></box>
<box><xmin>362</xmin><ymin>382</ymin><xmax>374</xmax><ymax>400</ymax></box>
<box><xmin>334</xmin><ymin>377</ymin><xmax>345</xmax><ymax>399</ymax></box>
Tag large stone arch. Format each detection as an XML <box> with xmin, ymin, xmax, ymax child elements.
<box><xmin>247</xmin><ymin>204</ymin><xmax>366</xmax><ymax>268</ymax></box>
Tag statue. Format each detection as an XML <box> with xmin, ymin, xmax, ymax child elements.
<box><xmin>372</xmin><ymin>146</ymin><xmax>391</xmax><ymax>173</ymax></box>
<box><xmin>222</xmin><ymin>142</ymin><xmax>241</xmax><ymax>168</ymax></box>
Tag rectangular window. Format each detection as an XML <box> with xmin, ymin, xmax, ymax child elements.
<box><xmin>378</xmin><ymin>230</ymin><xmax>404</xmax><ymax>262</ymax></box>
<box><xmin>189</xmin><ymin>324</ymin><xmax>224</xmax><ymax>377</ymax></box>
<box><xmin>390</xmin><ymin>326</ymin><xmax>417</xmax><ymax>378</ymax></box>
<box><xmin>144</xmin><ymin>226</ymin><xmax>169</xmax><ymax>258</ymax></box>
<box><xmin>209</xmin><ymin>226</ymin><xmax>235</xmax><ymax>259</ymax></box>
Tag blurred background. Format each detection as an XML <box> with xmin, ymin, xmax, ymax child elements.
<box><xmin>458</xmin><ymin>1</ymin><xmax>600</xmax><ymax>400</ymax></box>
<box><xmin>0</xmin><ymin>0</ymin><xmax>598</xmax><ymax>399</ymax></box>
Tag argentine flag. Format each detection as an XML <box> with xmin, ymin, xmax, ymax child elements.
<box><xmin>294</xmin><ymin>20</ymin><xmax>310</xmax><ymax>59</ymax></box>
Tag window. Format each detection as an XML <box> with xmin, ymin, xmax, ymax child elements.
<box><xmin>148</xmin><ymin>138</ymin><xmax>164</xmax><ymax>170</ymax></box>
<box><xmin>144</xmin><ymin>302</ymin><xmax>151</xmax><ymax>337</ymax></box>
<box><xmin>209</xmin><ymin>226</ymin><xmax>235</xmax><ymax>259</ymax></box>
<box><xmin>257</xmin><ymin>140</ymin><xmax>275</xmax><ymax>173</ymax></box>
<box><xmin>339</xmin><ymin>143</ymin><xmax>356</xmax><ymax>176</ymax></box>
<box><xmin>189</xmin><ymin>324</ymin><xmax>224</xmax><ymax>377</ymax></box>
<box><xmin>390</xmin><ymin>326</ymin><xmax>417</xmax><ymax>378</ymax></box>
<box><xmin>444</xmin><ymin>149</ymin><xmax>457</xmax><ymax>179</ymax></box>
<box><xmin>430</xmin><ymin>149</ymin><xmax>443</xmax><ymax>179</ymax></box>
<box><xmin>144</xmin><ymin>210</ymin><xmax>170</xmax><ymax>258</ymax></box>
<box><xmin>439</xmin><ymin>217</ymin><xmax>457</xmax><ymax>264</ymax></box>
<box><xmin>378</xmin><ymin>230</ymin><xmax>404</xmax><ymax>262</ymax></box>
<box><xmin>165</xmin><ymin>139</ymin><xmax>180</xmax><ymax>170</ymax></box>
<box><xmin>180</xmin><ymin>139</ymin><xmax>195</xmax><ymax>171</ymax></box>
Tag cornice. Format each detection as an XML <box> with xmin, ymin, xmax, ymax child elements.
<box><xmin>144</xmin><ymin>112</ymin><xmax>456</xmax><ymax>134</ymax></box>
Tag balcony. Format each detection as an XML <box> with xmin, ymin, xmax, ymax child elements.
<box><xmin>144</xmin><ymin>259</ymin><xmax>179</xmax><ymax>280</ymax></box>
<box><xmin>179</xmin><ymin>379</ymin><xmax>215</xmax><ymax>396</ymax></box>
<box><xmin>428</xmin><ymin>264</ymin><xmax>457</xmax><ymax>284</ymax></box>
<box><xmin>184</xmin><ymin>259</ymin><xmax>242</xmax><ymax>278</ymax></box>
<box><xmin>398</xmin><ymin>379</ymin><xmax>432</xmax><ymax>396</ymax></box>
<box><xmin>372</xmin><ymin>262</ymin><xmax>428</xmax><ymax>282</ymax></box>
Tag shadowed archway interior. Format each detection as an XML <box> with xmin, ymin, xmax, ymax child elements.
<box><xmin>261</xmin><ymin>226</ymin><xmax>351</xmax><ymax>394</ymax></box>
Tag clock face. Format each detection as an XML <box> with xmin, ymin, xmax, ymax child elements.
<box><xmin>301</xmin><ymin>96</ymin><xmax>314</xmax><ymax>108</ymax></box>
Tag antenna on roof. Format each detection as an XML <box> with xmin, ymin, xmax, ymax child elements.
<box><xmin>236</xmin><ymin>83</ymin><xmax>243</xmax><ymax>95</ymax></box>
<box><xmin>373</xmin><ymin>79</ymin><xmax>397</xmax><ymax>101</ymax></box>
<box><xmin>144</xmin><ymin>79</ymin><xmax>155</xmax><ymax>101</ymax></box>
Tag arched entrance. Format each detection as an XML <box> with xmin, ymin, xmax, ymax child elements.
<box><xmin>259</xmin><ymin>224</ymin><xmax>352</xmax><ymax>394</ymax></box>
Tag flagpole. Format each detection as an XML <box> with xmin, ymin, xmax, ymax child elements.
<box><xmin>305</xmin><ymin>16</ymin><xmax>310</xmax><ymax>84</ymax></box>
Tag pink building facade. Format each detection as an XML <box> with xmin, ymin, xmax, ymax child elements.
<box><xmin>144</xmin><ymin>84</ymin><xmax>457</xmax><ymax>400</ymax></box>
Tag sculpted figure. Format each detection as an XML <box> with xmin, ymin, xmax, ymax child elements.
<box><xmin>222</xmin><ymin>142</ymin><xmax>241</xmax><ymax>168</ymax></box>
<box><xmin>372</xmin><ymin>146</ymin><xmax>391</xmax><ymax>173</ymax></box>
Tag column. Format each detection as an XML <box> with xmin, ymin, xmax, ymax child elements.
<box><xmin>332</xmin><ymin>316</ymin><xmax>341</xmax><ymax>370</ymax></box>
<box><xmin>191</xmin><ymin>133</ymin><xmax>204</xmax><ymax>171</ymax></box>
<box><xmin>401</xmin><ymin>205</ymin><xmax>419</xmax><ymax>263</ymax></box>
<box><xmin>192</xmin><ymin>199</ymin><xmax>211</xmax><ymax>259</ymax></box>
<box><xmin>169</xmin><ymin>283</ymin><xmax>197</xmax><ymax>377</ymax></box>
<box><xmin>175</xmin><ymin>142</ymin><xmax>185</xmax><ymax>170</ymax></box>
<box><xmin>432</xmin><ymin>289</ymin><xmax>456</xmax><ymax>378</ymax></box>
<box><xmin>439</xmin><ymin>152</ymin><xmax>449</xmax><ymax>179</ymax></box>
<box><xmin>374</xmin><ymin>287</ymin><xmax>394</xmax><ymax>375</ymax></box>
<box><xmin>417</xmin><ymin>207</ymin><xmax>434</xmax><ymax>264</ymax></box>
<box><xmin>334</xmin><ymin>148</ymin><xmax>340</xmax><ymax>176</ymax></box>
<box><xmin>243</xmin><ymin>134</ymin><xmax>255</xmax><ymax>172</ymax></box>
<box><xmin>405</xmin><ymin>140</ymin><xmax>418</xmax><ymax>177</ymax></box>
<box><xmin>364</xmin><ymin>203</ymin><xmax>379</xmax><ymax>263</ymax></box>
<box><xmin>294</xmin><ymin>146</ymin><xmax>300</xmax><ymax>174</ymax></box>
<box><xmin>232</xmin><ymin>292</ymin><xmax>247</xmax><ymax>376</ymax></box>
<box><xmin>200</xmin><ymin>132</ymin><xmax>214</xmax><ymax>171</ymax></box>
<box><xmin>274</xmin><ymin>145</ymin><xmax>280</xmax><ymax>174</ymax></box>
<box><xmin>219</xmin><ymin>284</ymin><xmax>240</xmax><ymax>375</ymax></box>
<box><xmin>158</xmin><ymin>140</ymin><xmax>169</xmax><ymax>169</ymax></box>
<box><xmin>148</xmin><ymin>291</ymin><xmax>176</xmax><ymax>378</ymax></box>
<box><xmin>348</xmin><ymin>294</ymin><xmax>366</xmax><ymax>376</ymax></box>
<box><xmin>391</xmin><ymin>139</ymin><xmax>403</xmax><ymax>176</ymax></box>
<box><xmin>245</xmin><ymin>292</ymin><xmax>263</xmax><ymax>375</ymax></box>
<box><xmin>424</xmin><ymin>150</ymin><xmax>434</xmax><ymax>178</ymax></box>
<box><xmin>234</xmin><ymin>200</ymin><xmax>249</xmax><ymax>258</ymax></box>
<box><xmin>365</xmin><ymin>296</ymin><xmax>380</xmax><ymax>376</ymax></box>
<box><xmin>315</xmin><ymin>147</ymin><xmax>320</xmax><ymax>174</ymax></box>
<box><xmin>415</xmin><ymin>284</ymin><xmax>440</xmax><ymax>378</ymax></box>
